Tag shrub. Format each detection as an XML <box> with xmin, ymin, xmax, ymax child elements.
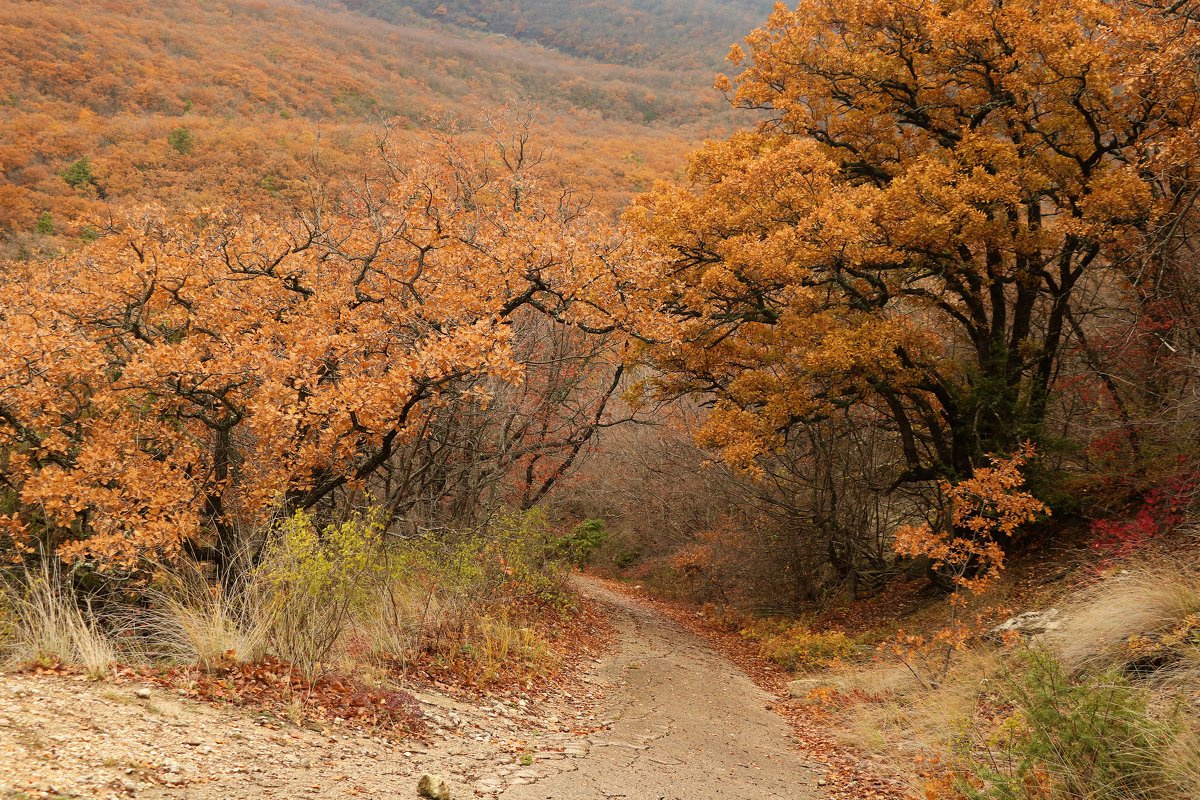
<box><xmin>1089</xmin><ymin>479</ymin><xmax>1191</xmax><ymax>558</ymax></box>
<box><xmin>167</xmin><ymin>126</ymin><xmax>194</xmax><ymax>155</ymax></box>
<box><xmin>739</xmin><ymin>617</ymin><xmax>855</xmax><ymax>672</ymax></box>
<box><xmin>479</xmin><ymin>507</ymin><xmax>569</xmax><ymax>605</ymax></box>
<box><xmin>357</xmin><ymin>508</ymin><xmax>568</xmax><ymax>684</ymax></box>
<box><xmin>959</xmin><ymin>650</ymin><xmax>1182</xmax><ymax>800</ymax></box>
<box><xmin>891</xmin><ymin>444</ymin><xmax>1047</xmax><ymax>687</ymax></box>
<box><xmin>256</xmin><ymin>509</ymin><xmax>383</xmax><ymax>679</ymax></box>
<box><xmin>61</xmin><ymin>156</ymin><xmax>94</xmax><ymax>188</ymax></box>
<box><xmin>613</xmin><ymin>547</ymin><xmax>640</xmax><ymax>570</ymax></box>
<box><xmin>557</xmin><ymin>518</ymin><xmax>608</xmax><ymax>565</ymax></box>
<box><xmin>34</xmin><ymin>211</ymin><xmax>53</xmax><ymax>236</ymax></box>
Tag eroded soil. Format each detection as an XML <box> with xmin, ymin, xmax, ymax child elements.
<box><xmin>0</xmin><ymin>577</ymin><xmax>817</xmax><ymax>800</ymax></box>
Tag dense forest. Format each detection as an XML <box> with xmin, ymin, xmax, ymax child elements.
<box><xmin>3</xmin><ymin>1</ymin><xmax>1200</xmax><ymax>799</ymax></box>
<box><xmin>0</xmin><ymin>0</ymin><xmax>743</xmax><ymax>259</ymax></box>
<box><xmin>321</xmin><ymin>0</ymin><xmax>775</xmax><ymax>67</ymax></box>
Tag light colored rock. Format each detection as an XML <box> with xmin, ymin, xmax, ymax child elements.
<box><xmin>990</xmin><ymin>609</ymin><xmax>1062</xmax><ymax>640</ymax></box>
<box><xmin>134</xmin><ymin>688</ymin><xmax>151</xmax><ymax>699</ymax></box>
<box><xmin>417</xmin><ymin>773</ymin><xmax>454</xmax><ymax>800</ymax></box>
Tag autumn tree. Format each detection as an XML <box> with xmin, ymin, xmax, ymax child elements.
<box><xmin>0</xmin><ymin>125</ymin><xmax>661</xmax><ymax>572</ymax></box>
<box><xmin>632</xmin><ymin>0</ymin><xmax>1199</xmax><ymax>489</ymax></box>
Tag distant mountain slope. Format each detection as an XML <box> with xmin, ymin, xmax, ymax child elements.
<box><xmin>0</xmin><ymin>0</ymin><xmax>753</xmax><ymax>255</ymax></box>
<box><xmin>0</xmin><ymin>0</ymin><xmax>736</xmax><ymax>125</ymax></box>
<box><xmin>320</xmin><ymin>0</ymin><xmax>774</xmax><ymax>68</ymax></box>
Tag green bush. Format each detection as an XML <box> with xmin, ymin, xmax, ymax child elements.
<box><xmin>739</xmin><ymin>618</ymin><xmax>856</xmax><ymax>673</ymax></box>
<box><xmin>387</xmin><ymin>508</ymin><xmax>567</xmax><ymax>602</ymax></box>
<box><xmin>364</xmin><ymin>508</ymin><xmax>571</xmax><ymax>682</ymax></box>
<box><xmin>961</xmin><ymin>649</ymin><xmax>1183</xmax><ymax>800</ymax></box>
<box><xmin>34</xmin><ymin>211</ymin><xmax>53</xmax><ymax>236</ymax></box>
<box><xmin>480</xmin><ymin>507</ymin><xmax>568</xmax><ymax>604</ymax></box>
<box><xmin>557</xmin><ymin>518</ymin><xmax>608</xmax><ymax>565</ymax></box>
<box><xmin>167</xmin><ymin>127</ymin><xmax>194</xmax><ymax>155</ymax></box>
<box><xmin>613</xmin><ymin>546</ymin><xmax>640</xmax><ymax>570</ymax></box>
<box><xmin>256</xmin><ymin>509</ymin><xmax>383</xmax><ymax>679</ymax></box>
<box><xmin>61</xmin><ymin>156</ymin><xmax>94</xmax><ymax>189</ymax></box>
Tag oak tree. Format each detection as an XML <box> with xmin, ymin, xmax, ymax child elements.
<box><xmin>632</xmin><ymin>0</ymin><xmax>1199</xmax><ymax>485</ymax></box>
<box><xmin>0</xmin><ymin>129</ymin><xmax>659</xmax><ymax>569</ymax></box>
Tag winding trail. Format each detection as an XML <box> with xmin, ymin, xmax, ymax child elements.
<box><xmin>0</xmin><ymin>577</ymin><xmax>821</xmax><ymax>799</ymax></box>
<box><xmin>492</xmin><ymin>576</ymin><xmax>820</xmax><ymax>799</ymax></box>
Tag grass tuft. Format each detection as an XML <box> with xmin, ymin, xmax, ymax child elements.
<box><xmin>0</xmin><ymin>560</ymin><xmax>116</xmax><ymax>679</ymax></box>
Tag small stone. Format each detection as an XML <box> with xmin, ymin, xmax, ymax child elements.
<box><xmin>417</xmin><ymin>773</ymin><xmax>454</xmax><ymax>800</ymax></box>
<box><xmin>990</xmin><ymin>609</ymin><xmax>1062</xmax><ymax>640</ymax></box>
<box><xmin>134</xmin><ymin>688</ymin><xmax>151</xmax><ymax>700</ymax></box>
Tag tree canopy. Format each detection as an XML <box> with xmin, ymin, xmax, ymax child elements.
<box><xmin>0</xmin><ymin>129</ymin><xmax>661</xmax><ymax>567</ymax></box>
<box><xmin>632</xmin><ymin>0</ymin><xmax>1200</xmax><ymax>483</ymax></box>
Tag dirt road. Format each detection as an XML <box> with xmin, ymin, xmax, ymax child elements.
<box><xmin>0</xmin><ymin>577</ymin><xmax>818</xmax><ymax>799</ymax></box>
<box><xmin>496</xmin><ymin>576</ymin><xmax>819</xmax><ymax>799</ymax></box>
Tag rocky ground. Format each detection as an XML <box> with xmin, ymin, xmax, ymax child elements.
<box><xmin>0</xmin><ymin>577</ymin><xmax>819</xmax><ymax>800</ymax></box>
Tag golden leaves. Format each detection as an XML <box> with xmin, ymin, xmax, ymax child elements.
<box><xmin>893</xmin><ymin>442</ymin><xmax>1049</xmax><ymax>597</ymax></box>
<box><xmin>0</xmin><ymin>133</ymin><xmax>664</xmax><ymax>566</ymax></box>
<box><xmin>628</xmin><ymin>0</ymin><xmax>1195</xmax><ymax>475</ymax></box>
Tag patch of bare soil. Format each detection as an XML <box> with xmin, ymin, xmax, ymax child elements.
<box><xmin>1</xmin><ymin>576</ymin><xmax>825</xmax><ymax>800</ymax></box>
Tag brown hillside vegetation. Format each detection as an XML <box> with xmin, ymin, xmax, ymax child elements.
<box><xmin>0</xmin><ymin>0</ymin><xmax>741</xmax><ymax>257</ymax></box>
<box><xmin>321</xmin><ymin>0</ymin><xmax>776</xmax><ymax>68</ymax></box>
<box><xmin>4</xmin><ymin>0</ymin><xmax>1200</xmax><ymax>799</ymax></box>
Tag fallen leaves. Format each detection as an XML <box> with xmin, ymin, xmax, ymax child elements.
<box><xmin>115</xmin><ymin>660</ymin><xmax>426</xmax><ymax>738</ymax></box>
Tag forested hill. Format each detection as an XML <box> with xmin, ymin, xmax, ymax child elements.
<box><xmin>318</xmin><ymin>0</ymin><xmax>776</xmax><ymax>67</ymax></box>
<box><xmin>0</xmin><ymin>0</ymin><xmax>750</xmax><ymax>257</ymax></box>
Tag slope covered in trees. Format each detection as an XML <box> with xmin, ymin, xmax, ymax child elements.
<box><xmin>321</xmin><ymin>0</ymin><xmax>775</xmax><ymax>68</ymax></box>
<box><xmin>0</xmin><ymin>0</ymin><xmax>745</xmax><ymax>258</ymax></box>
<box><xmin>4</xmin><ymin>0</ymin><xmax>1200</xmax><ymax>798</ymax></box>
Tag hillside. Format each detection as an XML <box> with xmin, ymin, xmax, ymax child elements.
<box><xmin>319</xmin><ymin>0</ymin><xmax>776</xmax><ymax>68</ymax></box>
<box><xmin>0</xmin><ymin>0</ymin><xmax>747</xmax><ymax>256</ymax></box>
<box><xmin>4</xmin><ymin>1</ymin><xmax>1200</xmax><ymax>799</ymax></box>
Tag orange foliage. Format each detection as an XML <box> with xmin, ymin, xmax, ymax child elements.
<box><xmin>631</xmin><ymin>0</ymin><xmax>1200</xmax><ymax>485</ymax></box>
<box><xmin>889</xmin><ymin>444</ymin><xmax>1047</xmax><ymax>686</ymax></box>
<box><xmin>0</xmin><ymin>0</ymin><xmax>740</xmax><ymax>255</ymax></box>
<box><xmin>894</xmin><ymin>443</ymin><xmax>1049</xmax><ymax>600</ymax></box>
<box><xmin>0</xmin><ymin>129</ymin><xmax>664</xmax><ymax>566</ymax></box>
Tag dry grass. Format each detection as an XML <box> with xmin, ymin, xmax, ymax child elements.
<box><xmin>0</xmin><ymin>562</ymin><xmax>116</xmax><ymax>679</ymax></box>
<box><xmin>358</xmin><ymin>579</ymin><xmax>553</xmax><ymax>686</ymax></box>
<box><xmin>832</xmin><ymin>649</ymin><xmax>999</xmax><ymax>791</ymax></box>
<box><xmin>135</xmin><ymin>561</ymin><xmax>271</xmax><ymax>670</ymax></box>
<box><xmin>1160</xmin><ymin>719</ymin><xmax>1200</xmax><ymax>796</ymax></box>
<box><xmin>827</xmin><ymin>560</ymin><xmax>1200</xmax><ymax>799</ymax></box>
<box><xmin>0</xmin><ymin>509</ymin><xmax>570</xmax><ymax>698</ymax></box>
<box><xmin>1048</xmin><ymin>560</ymin><xmax>1200</xmax><ymax>679</ymax></box>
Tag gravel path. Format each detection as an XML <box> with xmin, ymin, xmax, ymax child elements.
<box><xmin>496</xmin><ymin>577</ymin><xmax>820</xmax><ymax>799</ymax></box>
<box><xmin>0</xmin><ymin>577</ymin><xmax>818</xmax><ymax>799</ymax></box>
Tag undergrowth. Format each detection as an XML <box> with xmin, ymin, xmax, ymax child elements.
<box><xmin>0</xmin><ymin>561</ymin><xmax>116</xmax><ymax>679</ymax></box>
<box><xmin>0</xmin><ymin>506</ymin><xmax>583</xmax><ymax>725</ymax></box>
<box><xmin>823</xmin><ymin>561</ymin><xmax>1200</xmax><ymax>799</ymax></box>
<box><xmin>736</xmin><ymin>617</ymin><xmax>856</xmax><ymax>673</ymax></box>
